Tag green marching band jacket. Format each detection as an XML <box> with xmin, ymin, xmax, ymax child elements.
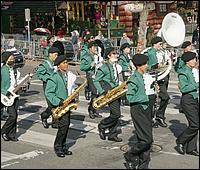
<box><xmin>118</xmin><ymin>52</ymin><xmax>131</xmax><ymax>72</ymax></box>
<box><xmin>174</xmin><ymin>56</ymin><xmax>185</xmax><ymax>73</ymax></box>
<box><xmin>1</xmin><ymin>65</ymin><xmax>10</xmax><ymax>95</ymax></box>
<box><xmin>36</xmin><ymin>59</ymin><xmax>55</xmax><ymax>82</ymax></box>
<box><xmin>178</xmin><ymin>65</ymin><xmax>199</xmax><ymax>99</ymax></box>
<box><xmin>126</xmin><ymin>70</ymin><xmax>149</xmax><ymax>110</ymax></box>
<box><xmin>80</xmin><ymin>45</ymin><xmax>95</xmax><ymax>75</ymax></box>
<box><xmin>144</xmin><ymin>47</ymin><xmax>158</xmax><ymax>70</ymax></box>
<box><xmin>93</xmin><ymin>62</ymin><xmax>119</xmax><ymax>95</ymax></box>
<box><xmin>45</xmin><ymin>71</ymin><xmax>68</xmax><ymax>107</ymax></box>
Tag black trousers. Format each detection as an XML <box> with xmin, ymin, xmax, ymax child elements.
<box><xmin>155</xmin><ymin>75</ymin><xmax>170</xmax><ymax>120</ymax></box>
<box><xmin>41</xmin><ymin>82</ymin><xmax>54</xmax><ymax>119</ymax></box>
<box><xmin>176</xmin><ymin>94</ymin><xmax>199</xmax><ymax>153</ymax></box>
<box><xmin>121</xmin><ymin>72</ymin><xmax>129</xmax><ymax>104</ymax></box>
<box><xmin>86</xmin><ymin>72</ymin><xmax>98</xmax><ymax>113</ymax></box>
<box><xmin>125</xmin><ymin>104</ymin><xmax>153</xmax><ymax>169</ymax></box>
<box><xmin>98</xmin><ymin>81</ymin><xmax>121</xmax><ymax>137</ymax></box>
<box><xmin>54</xmin><ymin>112</ymin><xmax>71</xmax><ymax>151</ymax></box>
<box><xmin>148</xmin><ymin>94</ymin><xmax>156</xmax><ymax>120</ymax></box>
<box><xmin>1</xmin><ymin>98</ymin><xmax>18</xmax><ymax>138</ymax></box>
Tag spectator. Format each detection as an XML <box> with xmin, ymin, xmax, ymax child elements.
<box><xmin>192</xmin><ymin>25</ymin><xmax>199</xmax><ymax>48</ymax></box>
<box><xmin>120</xmin><ymin>32</ymin><xmax>132</xmax><ymax>46</ymax></box>
<box><xmin>95</xmin><ymin>31</ymin><xmax>104</xmax><ymax>41</ymax></box>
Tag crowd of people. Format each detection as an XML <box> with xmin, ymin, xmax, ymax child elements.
<box><xmin>1</xmin><ymin>27</ymin><xmax>199</xmax><ymax>169</ymax></box>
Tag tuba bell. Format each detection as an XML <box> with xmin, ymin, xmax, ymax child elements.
<box><xmin>157</xmin><ymin>12</ymin><xmax>185</xmax><ymax>47</ymax></box>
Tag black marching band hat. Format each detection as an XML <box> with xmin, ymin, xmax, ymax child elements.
<box><xmin>48</xmin><ymin>46</ymin><xmax>60</xmax><ymax>54</ymax></box>
<box><xmin>132</xmin><ymin>54</ymin><xmax>148</xmax><ymax>66</ymax></box>
<box><xmin>120</xmin><ymin>43</ymin><xmax>131</xmax><ymax>51</ymax></box>
<box><xmin>181</xmin><ymin>51</ymin><xmax>197</xmax><ymax>62</ymax></box>
<box><xmin>54</xmin><ymin>55</ymin><xmax>69</xmax><ymax>66</ymax></box>
<box><xmin>88</xmin><ymin>41</ymin><xmax>98</xmax><ymax>49</ymax></box>
<box><xmin>1</xmin><ymin>51</ymin><xmax>12</xmax><ymax>64</ymax></box>
<box><xmin>105</xmin><ymin>47</ymin><xmax>115</xmax><ymax>58</ymax></box>
<box><xmin>151</xmin><ymin>36</ymin><xmax>163</xmax><ymax>45</ymax></box>
<box><xmin>181</xmin><ymin>41</ymin><xmax>192</xmax><ymax>49</ymax></box>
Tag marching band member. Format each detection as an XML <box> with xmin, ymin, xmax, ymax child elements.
<box><xmin>144</xmin><ymin>36</ymin><xmax>169</xmax><ymax>128</ymax></box>
<box><xmin>93</xmin><ymin>47</ymin><xmax>122</xmax><ymax>142</ymax></box>
<box><xmin>80</xmin><ymin>41</ymin><xmax>102</xmax><ymax>119</ymax></box>
<box><xmin>36</xmin><ymin>46</ymin><xmax>60</xmax><ymax>128</ymax></box>
<box><xmin>80</xmin><ymin>34</ymin><xmax>95</xmax><ymax>101</ymax></box>
<box><xmin>124</xmin><ymin>54</ymin><xmax>153</xmax><ymax>169</ymax></box>
<box><xmin>1</xmin><ymin>51</ymin><xmax>20</xmax><ymax>142</ymax></box>
<box><xmin>175</xmin><ymin>51</ymin><xmax>199</xmax><ymax>157</ymax></box>
<box><xmin>118</xmin><ymin>43</ymin><xmax>135</xmax><ymax>106</ymax></box>
<box><xmin>174</xmin><ymin>41</ymin><xmax>193</xmax><ymax>73</ymax></box>
<box><xmin>45</xmin><ymin>55</ymin><xmax>74</xmax><ymax>158</ymax></box>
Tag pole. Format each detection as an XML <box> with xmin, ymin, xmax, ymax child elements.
<box><xmin>27</xmin><ymin>21</ymin><xmax>31</xmax><ymax>58</ymax></box>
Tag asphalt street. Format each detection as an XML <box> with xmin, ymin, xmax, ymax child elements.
<box><xmin>1</xmin><ymin>59</ymin><xmax>199</xmax><ymax>169</ymax></box>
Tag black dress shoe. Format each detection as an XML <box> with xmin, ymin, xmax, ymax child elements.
<box><xmin>88</xmin><ymin>107</ymin><xmax>96</xmax><ymax>119</ymax></box>
<box><xmin>63</xmin><ymin>149</ymin><xmax>73</xmax><ymax>155</ymax></box>
<box><xmin>94</xmin><ymin>113</ymin><xmax>102</xmax><ymax>118</ymax></box>
<box><xmin>152</xmin><ymin>121</ymin><xmax>159</xmax><ymax>128</ymax></box>
<box><xmin>155</xmin><ymin>118</ymin><xmax>168</xmax><ymax>127</ymax></box>
<box><xmin>41</xmin><ymin>118</ymin><xmax>49</xmax><ymax>128</ymax></box>
<box><xmin>108</xmin><ymin>136</ymin><xmax>122</xmax><ymax>142</ymax></box>
<box><xmin>175</xmin><ymin>144</ymin><xmax>185</xmax><ymax>155</ymax></box>
<box><xmin>98</xmin><ymin>125</ymin><xmax>106</xmax><ymax>140</ymax></box>
<box><xmin>9</xmin><ymin>137</ymin><xmax>19</xmax><ymax>142</ymax></box>
<box><xmin>55</xmin><ymin>149</ymin><xmax>65</xmax><ymax>158</ymax></box>
<box><xmin>186</xmin><ymin>150</ymin><xmax>199</xmax><ymax>156</ymax></box>
<box><xmin>2</xmin><ymin>134</ymin><xmax>10</xmax><ymax>141</ymax></box>
<box><xmin>124</xmin><ymin>153</ymin><xmax>139</xmax><ymax>169</ymax></box>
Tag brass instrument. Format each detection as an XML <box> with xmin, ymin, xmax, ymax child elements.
<box><xmin>92</xmin><ymin>81</ymin><xmax>128</xmax><ymax>110</ymax></box>
<box><xmin>52</xmin><ymin>76</ymin><xmax>87</xmax><ymax>119</ymax></box>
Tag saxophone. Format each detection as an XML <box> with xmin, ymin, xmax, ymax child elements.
<box><xmin>52</xmin><ymin>76</ymin><xmax>87</xmax><ymax>119</ymax></box>
<box><xmin>92</xmin><ymin>81</ymin><xmax>128</xmax><ymax>110</ymax></box>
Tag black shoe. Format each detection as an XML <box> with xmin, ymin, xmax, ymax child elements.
<box><xmin>98</xmin><ymin>125</ymin><xmax>106</xmax><ymax>140</ymax></box>
<box><xmin>63</xmin><ymin>149</ymin><xmax>73</xmax><ymax>155</ymax></box>
<box><xmin>94</xmin><ymin>113</ymin><xmax>102</xmax><ymax>118</ymax></box>
<box><xmin>55</xmin><ymin>150</ymin><xmax>65</xmax><ymax>158</ymax></box>
<box><xmin>41</xmin><ymin>118</ymin><xmax>49</xmax><ymax>128</ymax></box>
<box><xmin>155</xmin><ymin>118</ymin><xmax>168</xmax><ymax>127</ymax></box>
<box><xmin>52</xmin><ymin>122</ymin><xmax>58</xmax><ymax>129</ymax></box>
<box><xmin>186</xmin><ymin>150</ymin><xmax>199</xmax><ymax>156</ymax></box>
<box><xmin>124</xmin><ymin>153</ymin><xmax>139</xmax><ymax>169</ymax></box>
<box><xmin>9</xmin><ymin>137</ymin><xmax>19</xmax><ymax>142</ymax></box>
<box><xmin>88</xmin><ymin>107</ymin><xmax>96</xmax><ymax>119</ymax></box>
<box><xmin>2</xmin><ymin>133</ymin><xmax>10</xmax><ymax>141</ymax></box>
<box><xmin>175</xmin><ymin>144</ymin><xmax>185</xmax><ymax>155</ymax></box>
<box><xmin>108</xmin><ymin>136</ymin><xmax>122</xmax><ymax>142</ymax></box>
<box><xmin>152</xmin><ymin>121</ymin><xmax>159</xmax><ymax>128</ymax></box>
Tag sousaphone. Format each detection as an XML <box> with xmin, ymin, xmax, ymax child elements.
<box><xmin>158</xmin><ymin>12</ymin><xmax>185</xmax><ymax>47</ymax></box>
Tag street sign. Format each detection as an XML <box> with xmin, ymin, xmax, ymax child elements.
<box><xmin>25</xmin><ymin>8</ymin><xmax>31</xmax><ymax>21</ymax></box>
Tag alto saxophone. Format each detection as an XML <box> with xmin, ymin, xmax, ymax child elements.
<box><xmin>92</xmin><ymin>81</ymin><xmax>128</xmax><ymax>110</ymax></box>
<box><xmin>52</xmin><ymin>76</ymin><xmax>87</xmax><ymax>119</ymax></box>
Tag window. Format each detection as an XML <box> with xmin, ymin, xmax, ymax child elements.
<box><xmin>159</xmin><ymin>4</ymin><xmax>167</xmax><ymax>13</ymax></box>
<box><xmin>156</xmin><ymin>3</ymin><xmax>169</xmax><ymax>16</ymax></box>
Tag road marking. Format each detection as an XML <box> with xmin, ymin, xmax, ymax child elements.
<box><xmin>1</xmin><ymin>123</ymin><xmax>76</xmax><ymax>148</ymax></box>
<box><xmin>1</xmin><ymin>150</ymin><xmax>44</xmax><ymax>163</ymax></box>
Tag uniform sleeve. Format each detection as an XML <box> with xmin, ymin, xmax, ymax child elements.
<box><xmin>118</xmin><ymin>55</ymin><xmax>128</xmax><ymax>72</ymax></box>
<box><xmin>36</xmin><ymin>63</ymin><xmax>49</xmax><ymax>82</ymax></box>
<box><xmin>45</xmin><ymin>78</ymin><xmax>61</xmax><ymax>106</ymax></box>
<box><xmin>178</xmin><ymin>73</ymin><xmax>199</xmax><ymax>93</ymax></box>
<box><xmin>126</xmin><ymin>81</ymin><xmax>137</xmax><ymax>102</ymax></box>
<box><xmin>93</xmin><ymin>68</ymin><xmax>105</xmax><ymax>95</ymax></box>
<box><xmin>80</xmin><ymin>57</ymin><xmax>92</xmax><ymax>72</ymax></box>
<box><xmin>1</xmin><ymin>67</ymin><xmax>10</xmax><ymax>95</ymax></box>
